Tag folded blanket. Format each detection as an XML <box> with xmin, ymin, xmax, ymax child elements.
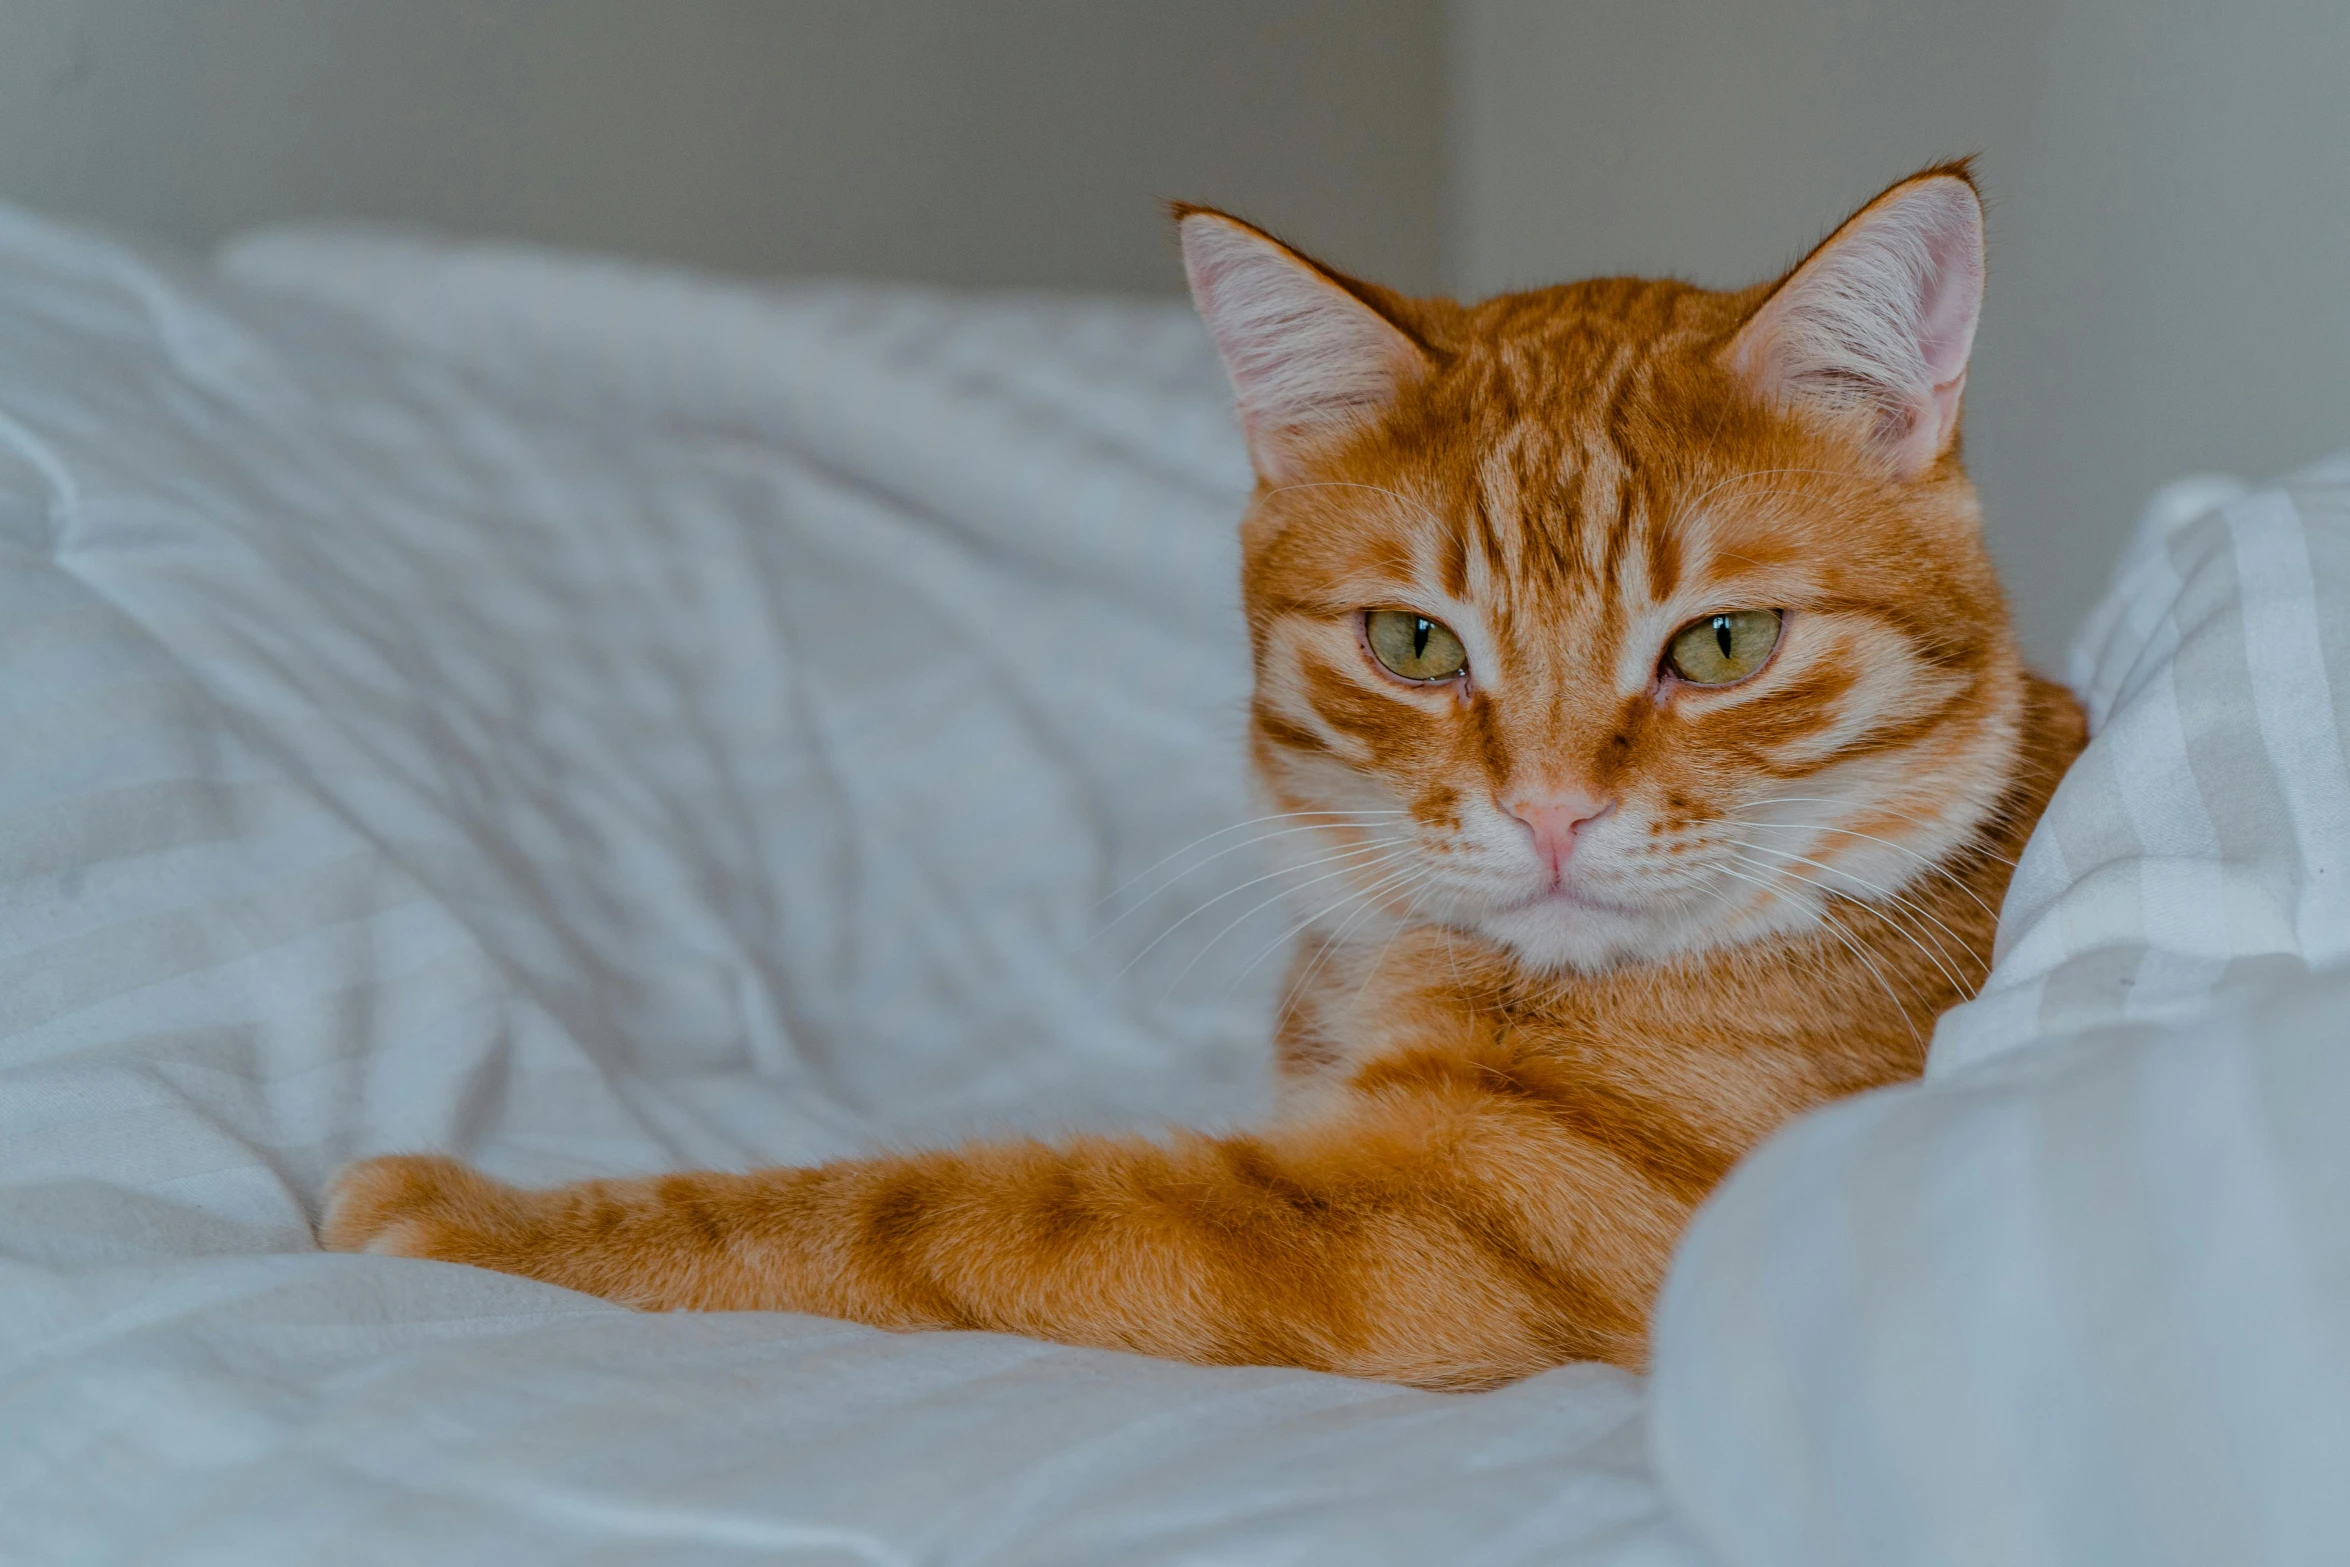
<box><xmin>1654</xmin><ymin>460</ymin><xmax>2350</xmax><ymax>1567</ymax></box>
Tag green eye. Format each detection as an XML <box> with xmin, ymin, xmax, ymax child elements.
<box><xmin>1365</xmin><ymin>609</ymin><xmax>1468</xmax><ymax>682</ymax></box>
<box><xmin>1666</xmin><ymin>610</ymin><xmax>1782</xmax><ymax>685</ymax></box>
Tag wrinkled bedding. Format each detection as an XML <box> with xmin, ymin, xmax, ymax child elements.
<box><xmin>1</xmin><ymin>203</ymin><xmax>2343</xmax><ymax>1565</ymax></box>
<box><xmin>0</xmin><ymin>211</ymin><xmax>1698</xmax><ymax>1565</ymax></box>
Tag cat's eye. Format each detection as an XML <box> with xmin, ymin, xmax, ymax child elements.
<box><xmin>1665</xmin><ymin>610</ymin><xmax>1782</xmax><ymax>686</ymax></box>
<box><xmin>1365</xmin><ymin>609</ymin><xmax>1468</xmax><ymax>682</ymax></box>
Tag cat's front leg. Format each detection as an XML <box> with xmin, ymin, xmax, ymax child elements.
<box><xmin>323</xmin><ymin>1153</ymin><xmax>938</xmax><ymax>1320</ymax></box>
<box><xmin>321</xmin><ymin>1081</ymin><xmax>1677</xmax><ymax>1387</ymax></box>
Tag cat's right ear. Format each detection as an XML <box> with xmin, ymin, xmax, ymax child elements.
<box><xmin>1176</xmin><ymin>206</ymin><xmax>1430</xmax><ymax>483</ymax></box>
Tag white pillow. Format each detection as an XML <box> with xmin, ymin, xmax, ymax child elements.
<box><xmin>1652</xmin><ymin>458</ymin><xmax>2350</xmax><ymax>1567</ymax></box>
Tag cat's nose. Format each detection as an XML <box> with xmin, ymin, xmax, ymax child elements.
<box><xmin>1504</xmin><ymin>793</ymin><xmax>1614</xmax><ymax>880</ymax></box>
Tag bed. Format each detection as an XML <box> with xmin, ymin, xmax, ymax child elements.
<box><xmin>0</xmin><ymin>203</ymin><xmax>2341</xmax><ymax>1565</ymax></box>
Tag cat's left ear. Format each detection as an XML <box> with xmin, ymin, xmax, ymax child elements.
<box><xmin>1725</xmin><ymin>165</ymin><xmax>1986</xmax><ymax>478</ymax></box>
<box><xmin>1176</xmin><ymin>206</ymin><xmax>1432</xmax><ymax>483</ymax></box>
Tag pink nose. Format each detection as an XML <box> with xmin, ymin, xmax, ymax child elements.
<box><xmin>1505</xmin><ymin>793</ymin><xmax>1612</xmax><ymax>879</ymax></box>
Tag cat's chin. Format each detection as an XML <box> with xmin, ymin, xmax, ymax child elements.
<box><xmin>1468</xmin><ymin>884</ymin><xmax>1802</xmax><ymax>974</ymax></box>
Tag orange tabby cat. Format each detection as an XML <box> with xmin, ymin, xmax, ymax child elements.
<box><xmin>323</xmin><ymin>164</ymin><xmax>2084</xmax><ymax>1390</ymax></box>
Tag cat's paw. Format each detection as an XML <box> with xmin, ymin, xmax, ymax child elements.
<box><xmin>319</xmin><ymin>1153</ymin><xmax>518</xmax><ymax>1259</ymax></box>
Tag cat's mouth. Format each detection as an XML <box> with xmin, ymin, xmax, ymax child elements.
<box><xmin>1504</xmin><ymin>880</ymin><xmax>1647</xmax><ymax>918</ymax></box>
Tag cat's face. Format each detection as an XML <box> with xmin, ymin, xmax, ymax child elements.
<box><xmin>1183</xmin><ymin>168</ymin><xmax>2029</xmax><ymax>973</ymax></box>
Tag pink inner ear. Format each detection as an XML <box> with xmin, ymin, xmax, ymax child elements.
<box><xmin>1913</xmin><ymin>194</ymin><xmax>1986</xmax><ymax>394</ymax></box>
<box><xmin>1895</xmin><ymin>187</ymin><xmax>1984</xmax><ymax>476</ymax></box>
<box><xmin>1178</xmin><ymin>214</ymin><xmax>1423</xmax><ymax>481</ymax></box>
<box><xmin>1730</xmin><ymin>175</ymin><xmax>1985</xmax><ymax>477</ymax></box>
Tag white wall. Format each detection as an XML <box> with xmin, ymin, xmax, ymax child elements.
<box><xmin>0</xmin><ymin>0</ymin><xmax>1447</xmax><ymax>295</ymax></box>
<box><xmin>1453</xmin><ymin>0</ymin><xmax>2350</xmax><ymax>662</ymax></box>
<box><xmin>7</xmin><ymin>0</ymin><xmax>2342</xmax><ymax>656</ymax></box>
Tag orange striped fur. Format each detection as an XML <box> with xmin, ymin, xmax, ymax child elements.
<box><xmin>324</xmin><ymin>166</ymin><xmax>2085</xmax><ymax>1390</ymax></box>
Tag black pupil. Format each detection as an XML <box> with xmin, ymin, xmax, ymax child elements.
<box><xmin>1413</xmin><ymin>618</ymin><xmax>1432</xmax><ymax>658</ymax></box>
<box><xmin>1713</xmin><ymin>615</ymin><xmax>1734</xmax><ymax>658</ymax></box>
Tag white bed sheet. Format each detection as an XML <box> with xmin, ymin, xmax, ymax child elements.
<box><xmin>0</xmin><ymin>209</ymin><xmax>1708</xmax><ymax>1565</ymax></box>
<box><xmin>12</xmin><ymin>200</ymin><xmax>2344</xmax><ymax>1567</ymax></box>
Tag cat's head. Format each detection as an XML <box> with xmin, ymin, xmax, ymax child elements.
<box><xmin>1179</xmin><ymin>165</ymin><xmax>2028</xmax><ymax>973</ymax></box>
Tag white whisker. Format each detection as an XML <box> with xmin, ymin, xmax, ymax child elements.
<box><xmin>1711</xmin><ymin>859</ymin><xmax>1923</xmax><ymax>1049</ymax></box>
<box><xmin>1736</xmin><ymin>797</ymin><xmax>2019</xmax><ymax>869</ymax></box>
<box><xmin>1686</xmin><ymin>877</ymin><xmax>1848</xmax><ymax>1002</ymax></box>
<box><xmin>1223</xmin><ymin>859</ymin><xmax>1422</xmax><ymax>999</ymax></box>
<box><xmin>1720</xmin><ymin>840</ymin><xmax>1975</xmax><ymax>984</ymax></box>
<box><xmin>1346</xmin><ymin>873</ymin><xmax>1443</xmax><ymax>1018</ymax></box>
<box><xmin>1718</xmin><ymin>812</ymin><xmax>2009</xmax><ymax>924</ymax></box>
<box><xmin>1090</xmin><ymin>814</ymin><xmax>1409</xmax><ymax>940</ymax></box>
<box><xmin>1148</xmin><ymin>845</ymin><xmax>1419</xmax><ymax>992</ymax></box>
<box><xmin>1268</xmin><ymin>864</ymin><xmax>1437</xmax><ymax>1027</ymax></box>
<box><xmin>1725</xmin><ymin>849</ymin><xmax>1971</xmax><ymax>997</ymax></box>
<box><xmin>1117</xmin><ymin>839</ymin><xmax>1407</xmax><ymax>977</ymax></box>
<box><xmin>1089</xmin><ymin>810</ymin><xmax>1409</xmax><ymax>916</ymax></box>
